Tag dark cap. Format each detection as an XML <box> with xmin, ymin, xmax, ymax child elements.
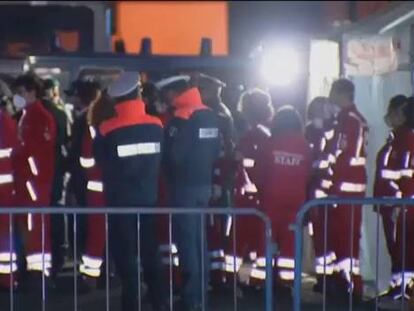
<box><xmin>43</xmin><ymin>78</ymin><xmax>59</xmax><ymax>90</ymax></box>
<box><xmin>64</xmin><ymin>79</ymin><xmax>101</xmax><ymax>97</ymax></box>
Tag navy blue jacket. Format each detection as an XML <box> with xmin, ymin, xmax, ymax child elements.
<box><xmin>164</xmin><ymin>88</ymin><xmax>220</xmax><ymax>190</ymax></box>
<box><xmin>94</xmin><ymin>100</ymin><xmax>163</xmax><ymax>207</ymax></box>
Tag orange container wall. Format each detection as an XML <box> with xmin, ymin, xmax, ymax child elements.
<box><xmin>114</xmin><ymin>1</ymin><xmax>228</xmax><ymax>55</ymax></box>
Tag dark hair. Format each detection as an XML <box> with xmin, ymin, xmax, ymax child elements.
<box><xmin>307</xmin><ymin>96</ymin><xmax>328</xmax><ymax>120</ymax></box>
<box><xmin>331</xmin><ymin>79</ymin><xmax>355</xmax><ymax>101</ymax></box>
<box><xmin>13</xmin><ymin>73</ymin><xmax>43</xmax><ymax>98</ymax></box>
<box><xmin>271</xmin><ymin>105</ymin><xmax>303</xmax><ymax>136</ymax></box>
<box><xmin>90</xmin><ymin>91</ymin><xmax>116</xmax><ymax>128</ymax></box>
<box><xmin>404</xmin><ymin>96</ymin><xmax>414</xmax><ymax>129</ymax></box>
<box><xmin>238</xmin><ymin>88</ymin><xmax>274</xmax><ymax>125</ymax></box>
<box><xmin>388</xmin><ymin>94</ymin><xmax>407</xmax><ymax>113</ymax></box>
<box><xmin>78</xmin><ymin>81</ymin><xmax>101</xmax><ymax>105</ymax></box>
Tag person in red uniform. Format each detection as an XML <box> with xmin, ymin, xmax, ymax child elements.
<box><xmin>255</xmin><ymin>105</ymin><xmax>311</xmax><ymax>288</ymax></box>
<box><xmin>305</xmin><ymin>96</ymin><xmax>336</xmax><ymax>292</ymax></box>
<box><xmin>382</xmin><ymin>96</ymin><xmax>414</xmax><ymax>300</ymax></box>
<box><xmin>373</xmin><ymin>95</ymin><xmax>407</xmax><ymax>288</ymax></box>
<box><xmin>316</xmin><ymin>79</ymin><xmax>368</xmax><ymax>298</ymax></box>
<box><xmin>305</xmin><ymin>97</ymin><xmax>331</xmax><ymax>168</ymax></box>
<box><xmin>227</xmin><ymin>88</ymin><xmax>274</xmax><ymax>285</ymax></box>
<box><xmin>77</xmin><ymin>82</ymin><xmax>106</xmax><ymax>279</ymax></box>
<box><xmin>0</xmin><ymin>80</ymin><xmax>18</xmax><ymax>290</ymax></box>
<box><xmin>12</xmin><ymin>74</ymin><xmax>57</xmax><ymax>279</ymax></box>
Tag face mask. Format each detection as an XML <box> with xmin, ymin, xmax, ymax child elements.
<box><xmin>13</xmin><ymin>94</ymin><xmax>27</xmax><ymax>110</ymax></box>
<box><xmin>313</xmin><ymin>118</ymin><xmax>324</xmax><ymax>129</ymax></box>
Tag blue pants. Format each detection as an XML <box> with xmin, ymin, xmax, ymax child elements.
<box><xmin>109</xmin><ymin>213</ymin><xmax>166</xmax><ymax>311</ymax></box>
<box><xmin>171</xmin><ymin>186</ymin><xmax>211</xmax><ymax>308</ymax></box>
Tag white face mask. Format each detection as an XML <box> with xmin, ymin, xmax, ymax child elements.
<box><xmin>313</xmin><ymin>118</ymin><xmax>324</xmax><ymax>129</ymax></box>
<box><xmin>13</xmin><ymin>94</ymin><xmax>27</xmax><ymax>111</ymax></box>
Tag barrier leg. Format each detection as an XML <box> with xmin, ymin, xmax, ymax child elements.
<box><xmin>9</xmin><ymin>213</ymin><xmax>13</xmax><ymax>311</ymax></box>
<box><xmin>137</xmin><ymin>214</ymin><xmax>141</xmax><ymax>311</ymax></box>
<box><xmin>105</xmin><ymin>214</ymin><xmax>109</xmax><ymax>311</ymax></box>
<box><xmin>375</xmin><ymin>205</ymin><xmax>380</xmax><ymax>311</ymax></box>
<box><xmin>294</xmin><ymin>212</ymin><xmax>304</xmax><ymax>311</ymax></box>
<box><xmin>233</xmin><ymin>215</ymin><xmax>237</xmax><ymax>311</ymax></box>
<box><xmin>73</xmin><ymin>213</ymin><xmax>77</xmax><ymax>311</ymax></box>
<box><xmin>265</xmin><ymin>218</ymin><xmax>273</xmax><ymax>311</ymax></box>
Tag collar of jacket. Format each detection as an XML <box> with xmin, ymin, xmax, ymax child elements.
<box><xmin>173</xmin><ymin>87</ymin><xmax>209</xmax><ymax>120</ymax></box>
<box><xmin>26</xmin><ymin>100</ymin><xmax>42</xmax><ymax>111</ymax></box>
<box><xmin>99</xmin><ymin>99</ymin><xmax>161</xmax><ymax>136</ymax></box>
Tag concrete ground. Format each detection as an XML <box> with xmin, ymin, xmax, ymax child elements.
<box><xmin>0</xmin><ymin>274</ymin><xmax>411</xmax><ymax>310</ymax></box>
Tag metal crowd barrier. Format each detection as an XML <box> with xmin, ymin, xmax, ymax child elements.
<box><xmin>293</xmin><ymin>197</ymin><xmax>414</xmax><ymax>311</ymax></box>
<box><xmin>0</xmin><ymin>207</ymin><xmax>273</xmax><ymax>311</ymax></box>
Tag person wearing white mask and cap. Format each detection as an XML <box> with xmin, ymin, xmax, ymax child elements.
<box><xmin>11</xmin><ymin>74</ymin><xmax>57</xmax><ymax>291</ymax></box>
<box><xmin>92</xmin><ymin>71</ymin><xmax>168</xmax><ymax>311</ymax></box>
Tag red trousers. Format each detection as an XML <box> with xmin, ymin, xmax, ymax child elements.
<box><xmin>84</xmin><ymin>189</ymin><xmax>106</xmax><ymax>260</ymax></box>
<box><xmin>394</xmin><ymin>207</ymin><xmax>414</xmax><ymax>277</ymax></box>
<box><xmin>15</xmin><ymin>181</ymin><xmax>52</xmax><ymax>273</ymax></box>
<box><xmin>313</xmin><ymin>202</ymin><xmax>361</xmax><ymax>279</ymax></box>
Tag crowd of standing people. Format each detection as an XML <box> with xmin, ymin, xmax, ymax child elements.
<box><xmin>0</xmin><ymin>69</ymin><xmax>413</xmax><ymax>310</ymax></box>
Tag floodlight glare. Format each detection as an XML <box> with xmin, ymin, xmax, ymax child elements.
<box><xmin>260</xmin><ymin>47</ymin><xmax>300</xmax><ymax>86</ymax></box>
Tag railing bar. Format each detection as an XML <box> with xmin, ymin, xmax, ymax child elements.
<box><xmin>375</xmin><ymin>205</ymin><xmax>380</xmax><ymax>311</ymax></box>
<box><xmin>265</xmin><ymin>217</ymin><xmax>273</xmax><ymax>311</ymax></box>
<box><xmin>323</xmin><ymin>204</ymin><xmax>328</xmax><ymax>311</ymax></box>
<box><xmin>137</xmin><ymin>214</ymin><xmax>141</xmax><ymax>311</ymax></box>
<box><xmin>233</xmin><ymin>215</ymin><xmax>237</xmax><ymax>311</ymax></box>
<box><xmin>9</xmin><ymin>213</ymin><xmax>13</xmax><ymax>311</ymax></box>
<box><xmin>42</xmin><ymin>214</ymin><xmax>46</xmax><ymax>311</ymax></box>
<box><xmin>168</xmin><ymin>214</ymin><xmax>173</xmax><ymax>311</ymax></box>
<box><xmin>402</xmin><ymin>205</ymin><xmax>407</xmax><ymax>310</ymax></box>
<box><xmin>73</xmin><ymin>214</ymin><xmax>77</xmax><ymax>311</ymax></box>
<box><xmin>105</xmin><ymin>214</ymin><xmax>110</xmax><ymax>311</ymax></box>
<box><xmin>349</xmin><ymin>204</ymin><xmax>354</xmax><ymax>311</ymax></box>
<box><xmin>201</xmin><ymin>213</ymin><xmax>206</xmax><ymax>311</ymax></box>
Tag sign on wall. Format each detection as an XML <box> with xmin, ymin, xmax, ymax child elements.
<box><xmin>344</xmin><ymin>35</ymin><xmax>401</xmax><ymax>76</ymax></box>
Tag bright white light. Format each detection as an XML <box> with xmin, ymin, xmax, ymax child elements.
<box><xmin>260</xmin><ymin>47</ymin><xmax>300</xmax><ymax>86</ymax></box>
<box><xmin>28</xmin><ymin>56</ymin><xmax>36</xmax><ymax>65</ymax></box>
<box><xmin>34</xmin><ymin>67</ymin><xmax>62</xmax><ymax>76</ymax></box>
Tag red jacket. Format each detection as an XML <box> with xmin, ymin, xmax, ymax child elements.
<box><xmin>0</xmin><ymin>109</ymin><xmax>18</xmax><ymax>206</ymax></box>
<box><xmin>234</xmin><ymin>124</ymin><xmax>271</xmax><ymax>197</ymax></box>
<box><xmin>14</xmin><ymin>100</ymin><xmax>57</xmax><ymax>206</ymax></box>
<box><xmin>373</xmin><ymin>132</ymin><xmax>400</xmax><ymax>198</ymax></box>
<box><xmin>392</xmin><ymin>127</ymin><xmax>414</xmax><ymax>197</ymax></box>
<box><xmin>256</xmin><ymin>131</ymin><xmax>311</xmax><ymax>210</ymax></box>
<box><xmin>80</xmin><ymin>125</ymin><xmax>105</xmax><ymax>204</ymax></box>
<box><xmin>307</xmin><ymin>120</ymin><xmax>336</xmax><ymax>198</ymax></box>
<box><xmin>325</xmin><ymin>104</ymin><xmax>368</xmax><ymax>196</ymax></box>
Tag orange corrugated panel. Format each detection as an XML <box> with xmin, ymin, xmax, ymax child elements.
<box><xmin>114</xmin><ymin>1</ymin><xmax>228</xmax><ymax>55</ymax></box>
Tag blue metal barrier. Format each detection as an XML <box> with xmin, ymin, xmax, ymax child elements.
<box><xmin>0</xmin><ymin>206</ymin><xmax>273</xmax><ymax>311</ymax></box>
<box><xmin>293</xmin><ymin>197</ymin><xmax>414</xmax><ymax>311</ymax></box>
